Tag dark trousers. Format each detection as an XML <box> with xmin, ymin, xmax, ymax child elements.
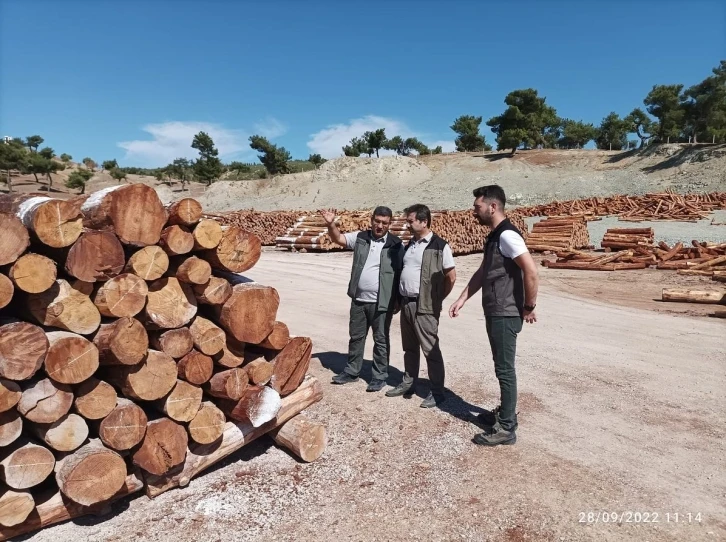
<box><xmin>344</xmin><ymin>300</ymin><xmax>392</xmax><ymax>381</ymax></box>
<box><xmin>485</xmin><ymin>316</ymin><xmax>523</xmax><ymax>431</ymax></box>
<box><xmin>401</xmin><ymin>300</ymin><xmax>445</xmax><ymax>394</ymax></box>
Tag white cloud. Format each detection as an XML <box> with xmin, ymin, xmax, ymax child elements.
<box><xmin>253</xmin><ymin>117</ymin><xmax>288</xmax><ymax>139</ymax></box>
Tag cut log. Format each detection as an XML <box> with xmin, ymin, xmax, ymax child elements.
<box><xmin>192</xmin><ymin>219</ymin><xmax>223</xmax><ymax>251</ymax></box>
<box><xmin>64</xmin><ymin>231</ymin><xmax>125</xmax><ymax>282</ymax></box>
<box><xmin>192</xmin><ymin>276</ymin><xmax>232</xmax><ymax>305</ymax></box>
<box><xmin>44</xmin><ymin>331</ymin><xmax>99</xmax><ymax>384</ymax></box>
<box><xmin>73</xmin><ymin>378</ymin><xmax>117</xmax><ymax>420</ymax></box>
<box><xmin>0</xmin><ymin>214</ymin><xmax>29</xmax><ymax>266</ymax></box>
<box><xmin>144</xmin><ymin>376</ymin><xmax>322</xmax><ymax>497</ymax></box>
<box><xmin>144</xmin><ymin>277</ymin><xmax>197</xmax><ymax>329</ymax></box>
<box><xmin>269</xmin><ymin>414</ymin><xmax>327</xmax><ymax>462</ymax></box>
<box><xmin>132</xmin><ymin>418</ymin><xmax>188</xmax><ymax>476</ymax></box>
<box><xmin>177</xmin><ymin>350</ymin><xmax>213</xmax><ymax>385</ymax></box>
<box><xmin>270</xmin><ymin>337</ymin><xmax>313</xmax><ymax>394</ymax></box>
<box><xmin>149</xmin><ymin>327</ymin><xmax>193</xmax><ymax>359</ymax></box>
<box><xmin>279</xmin><ymin>339</ymin><xmax>312</xmax><ymax>396</ymax></box>
<box><xmin>156</xmin><ymin>380</ymin><xmax>202</xmax><ymax>423</ymax></box>
<box><xmin>227</xmin><ymin>385</ymin><xmax>281</xmax><ymax>427</ymax></box>
<box><xmin>0</xmin><ymin>410</ymin><xmax>22</xmax><ymax>447</ymax></box>
<box><xmin>16</xmin><ymin>196</ymin><xmax>83</xmax><ymax>248</ymax></box>
<box><xmin>8</xmin><ymin>254</ymin><xmax>56</xmax><ymax>294</ymax></box>
<box><xmin>216</xmin><ymin>283</ymin><xmax>279</xmax><ymax>343</ymax></box>
<box><xmin>27</xmin><ymin>279</ymin><xmax>101</xmax><ymax>335</ymax></box>
<box><xmin>245</xmin><ymin>359</ymin><xmax>273</xmax><ymax>386</ymax></box>
<box><xmin>0</xmin><ymin>380</ymin><xmax>20</xmax><ymax>413</ymax></box>
<box><xmin>0</xmin><ymin>489</ymin><xmax>34</xmax><ymax>527</ymax></box>
<box><xmin>0</xmin><ymin>440</ymin><xmax>55</xmax><ymax>489</ymax></box>
<box><xmin>213</xmin><ymin>345</ymin><xmax>245</xmax><ymax>369</ymax></box>
<box><xmin>81</xmin><ymin>184</ymin><xmax>167</xmax><ymax>246</ymax></box>
<box><xmin>93</xmin><ymin>317</ymin><xmax>148</xmax><ymax>366</ymax></box>
<box><xmin>32</xmin><ymin>413</ymin><xmax>89</xmax><ymax>452</ymax></box>
<box><xmin>201</xmin><ymin>226</ymin><xmax>261</xmax><ymax>273</ymax></box>
<box><xmin>661</xmin><ymin>288</ymin><xmax>726</xmax><ymax>304</ymax></box>
<box><xmin>98</xmin><ymin>398</ymin><xmax>147</xmax><ymax>451</ymax></box>
<box><xmin>106</xmin><ymin>349</ymin><xmax>177</xmax><ymax>401</ymax></box>
<box><xmin>166</xmin><ymin>198</ymin><xmax>202</xmax><ymax>227</ymax></box>
<box><xmin>93</xmin><ymin>273</ymin><xmax>148</xmax><ymax>318</ymax></box>
<box><xmin>124</xmin><ymin>245</ymin><xmax>169</xmax><ymax>281</ymax></box>
<box><xmin>159</xmin><ymin>225</ymin><xmax>194</xmax><ymax>257</ymax></box>
<box><xmin>187</xmin><ymin>401</ymin><xmax>225</xmax><ymax>445</ymax></box>
<box><xmin>259</xmin><ymin>321</ymin><xmax>290</xmax><ymax>350</ymax></box>
<box><xmin>205</xmin><ymin>368</ymin><xmax>248</xmax><ymax>401</ymax></box>
<box><xmin>17</xmin><ymin>378</ymin><xmax>73</xmax><ymax>423</ymax></box>
<box><xmin>173</xmin><ymin>256</ymin><xmax>211</xmax><ymax>285</ymax></box>
<box><xmin>0</xmin><ymin>322</ymin><xmax>47</xmax><ymax>381</ymax></box>
<box><xmin>55</xmin><ymin>439</ymin><xmax>127</xmax><ymax>506</ymax></box>
<box><xmin>0</xmin><ymin>275</ymin><xmax>12</xmax><ymax>310</ymax></box>
<box><xmin>189</xmin><ymin>316</ymin><xmax>225</xmax><ymax>355</ymax></box>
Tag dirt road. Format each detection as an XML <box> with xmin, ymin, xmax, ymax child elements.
<box><xmin>29</xmin><ymin>250</ymin><xmax>725</xmax><ymax>542</ymax></box>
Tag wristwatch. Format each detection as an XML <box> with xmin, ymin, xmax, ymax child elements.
<box><xmin>524</xmin><ymin>304</ymin><xmax>536</xmax><ymax>312</ymax></box>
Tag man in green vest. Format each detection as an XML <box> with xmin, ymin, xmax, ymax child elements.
<box><xmin>385</xmin><ymin>204</ymin><xmax>457</xmax><ymax>408</ymax></box>
<box><xmin>320</xmin><ymin>207</ymin><xmax>403</xmax><ymax>392</ymax></box>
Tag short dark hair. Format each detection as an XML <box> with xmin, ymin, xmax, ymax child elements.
<box><xmin>404</xmin><ymin>204</ymin><xmax>431</xmax><ymax>227</ymax></box>
<box><xmin>473</xmin><ymin>185</ymin><xmax>506</xmax><ymax>208</ymax></box>
<box><xmin>372</xmin><ymin>206</ymin><xmax>393</xmax><ymax>220</ymax></box>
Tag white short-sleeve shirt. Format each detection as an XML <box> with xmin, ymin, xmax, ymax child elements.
<box><xmin>498</xmin><ymin>230</ymin><xmax>528</xmax><ymax>259</ymax></box>
<box><xmin>343</xmin><ymin>231</ymin><xmax>388</xmax><ymax>303</ymax></box>
<box><xmin>399</xmin><ymin>232</ymin><xmax>455</xmax><ymax>297</ymax></box>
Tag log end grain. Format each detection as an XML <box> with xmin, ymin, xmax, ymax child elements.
<box><xmin>45</xmin><ymin>331</ymin><xmax>99</xmax><ymax>385</ymax></box>
<box><xmin>188</xmin><ymin>401</ymin><xmax>225</xmax><ymax>445</ymax></box>
<box><xmin>55</xmin><ymin>441</ymin><xmax>127</xmax><ymax>506</ymax></box>
<box><xmin>0</xmin><ymin>322</ymin><xmax>48</xmax><ymax>381</ymax></box>
<box><xmin>132</xmin><ymin>418</ymin><xmax>188</xmax><ymax>476</ymax></box>
<box><xmin>9</xmin><ymin>254</ymin><xmax>57</xmax><ymax>294</ymax></box>
<box><xmin>0</xmin><ymin>214</ymin><xmax>30</xmax><ymax>266</ymax></box>
<box><xmin>65</xmin><ymin>231</ymin><xmax>125</xmax><ymax>282</ymax></box>
<box><xmin>125</xmin><ymin>246</ymin><xmax>169</xmax><ymax>281</ymax></box>
<box><xmin>17</xmin><ymin>378</ymin><xmax>73</xmax><ymax>424</ymax></box>
<box><xmin>74</xmin><ymin>378</ymin><xmax>117</xmax><ymax>420</ymax></box>
<box><xmin>98</xmin><ymin>398</ymin><xmax>148</xmax><ymax>451</ymax></box>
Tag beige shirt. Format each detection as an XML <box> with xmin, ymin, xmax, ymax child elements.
<box><xmin>399</xmin><ymin>232</ymin><xmax>455</xmax><ymax>297</ymax></box>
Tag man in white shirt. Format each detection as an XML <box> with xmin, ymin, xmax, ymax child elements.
<box><xmin>320</xmin><ymin>207</ymin><xmax>403</xmax><ymax>392</ymax></box>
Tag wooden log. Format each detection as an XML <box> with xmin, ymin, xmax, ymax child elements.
<box><xmin>269</xmin><ymin>414</ymin><xmax>327</xmax><ymax>462</ymax></box>
<box><xmin>124</xmin><ymin>245</ymin><xmax>169</xmax><ymax>281</ymax></box>
<box><xmin>173</xmin><ymin>256</ymin><xmax>211</xmax><ymax>285</ymax></box>
<box><xmin>0</xmin><ymin>440</ymin><xmax>55</xmax><ymax>489</ymax></box>
<box><xmin>27</xmin><ymin>279</ymin><xmax>101</xmax><ymax>335</ymax></box>
<box><xmin>216</xmin><ymin>283</ymin><xmax>279</xmax><ymax>343</ymax></box>
<box><xmin>187</xmin><ymin>401</ymin><xmax>225</xmax><ymax>445</ymax></box>
<box><xmin>0</xmin><ymin>410</ymin><xmax>22</xmax><ymax>447</ymax></box>
<box><xmin>0</xmin><ymin>275</ymin><xmax>12</xmax><ymax>310</ymax></box>
<box><xmin>156</xmin><ymin>380</ymin><xmax>202</xmax><ymax>423</ymax></box>
<box><xmin>690</xmin><ymin>254</ymin><xmax>726</xmax><ymax>270</ymax></box>
<box><xmin>245</xmin><ymin>359</ymin><xmax>273</xmax><ymax>386</ymax></box>
<box><xmin>192</xmin><ymin>219</ymin><xmax>223</xmax><ymax>251</ymax></box>
<box><xmin>149</xmin><ymin>327</ymin><xmax>193</xmax><ymax>359</ymax></box>
<box><xmin>177</xmin><ymin>350</ymin><xmax>213</xmax><ymax>385</ymax></box>
<box><xmin>0</xmin><ymin>380</ymin><xmax>20</xmax><ymax>413</ymax></box>
<box><xmin>17</xmin><ymin>378</ymin><xmax>73</xmax><ymax>423</ymax></box>
<box><xmin>32</xmin><ymin>413</ymin><xmax>89</xmax><ymax>452</ymax></box>
<box><xmin>201</xmin><ymin>226</ymin><xmax>261</xmax><ymax>273</ymax></box>
<box><xmin>189</xmin><ymin>316</ymin><xmax>225</xmax><ymax>356</ymax></box>
<box><xmin>0</xmin><ymin>322</ymin><xmax>47</xmax><ymax>381</ymax></box>
<box><xmin>81</xmin><ymin>184</ymin><xmax>167</xmax><ymax>246</ymax></box>
<box><xmin>270</xmin><ymin>337</ymin><xmax>313</xmax><ymax>394</ymax></box>
<box><xmin>159</xmin><ymin>225</ymin><xmax>194</xmax><ymax>256</ymax></box>
<box><xmin>280</xmin><ymin>339</ymin><xmax>313</xmax><ymax>396</ymax></box>
<box><xmin>64</xmin><ymin>231</ymin><xmax>125</xmax><ymax>282</ymax></box>
<box><xmin>92</xmin><ymin>273</ymin><xmax>148</xmax><ymax>318</ymax></box>
<box><xmin>713</xmin><ymin>272</ymin><xmax>726</xmax><ymax>283</ymax></box>
<box><xmin>0</xmin><ymin>489</ymin><xmax>34</xmax><ymax>528</ymax></box>
<box><xmin>73</xmin><ymin>378</ymin><xmax>117</xmax><ymax>420</ymax></box>
<box><xmin>55</xmin><ymin>439</ymin><xmax>127</xmax><ymax>506</ymax></box>
<box><xmin>166</xmin><ymin>198</ymin><xmax>202</xmax><ymax>227</ymax></box>
<box><xmin>661</xmin><ymin>288</ymin><xmax>726</xmax><ymax>304</ymax></box>
<box><xmin>93</xmin><ymin>318</ymin><xmax>148</xmax><ymax>366</ymax></box>
<box><xmin>259</xmin><ymin>321</ymin><xmax>290</xmax><ymax>350</ymax></box>
<box><xmin>205</xmin><ymin>368</ymin><xmax>248</xmax><ymax>401</ymax></box>
<box><xmin>106</xmin><ymin>350</ymin><xmax>177</xmax><ymax>401</ymax></box>
<box><xmin>132</xmin><ymin>418</ymin><xmax>188</xmax><ymax>476</ymax></box>
<box><xmin>227</xmin><ymin>385</ymin><xmax>281</xmax><ymax>428</ymax></box>
<box><xmin>98</xmin><ymin>398</ymin><xmax>147</xmax><ymax>451</ymax></box>
<box><xmin>44</xmin><ymin>331</ymin><xmax>99</xmax><ymax>384</ymax></box>
<box><xmin>144</xmin><ymin>375</ymin><xmax>322</xmax><ymax>497</ymax></box>
<box><xmin>8</xmin><ymin>254</ymin><xmax>56</xmax><ymax>294</ymax></box>
<box><xmin>16</xmin><ymin>196</ymin><xmax>83</xmax><ymax>248</ymax></box>
<box><xmin>0</xmin><ymin>215</ymin><xmax>29</xmax><ymax>266</ymax></box>
<box><xmin>192</xmin><ymin>276</ymin><xmax>232</xmax><ymax>305</ymax></box>
<box><xmin>144</xmin><ymin>277</ymin><xmax>197</xmax><ymax>329</ymax></box>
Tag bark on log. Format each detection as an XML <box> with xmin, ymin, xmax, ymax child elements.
<box><xmin>144</xmin><ymin>277</ymin><xmax>197</xmax><ymax>329</ymax></box>
<box><xmin>124</xmin><ymin>246</ymin><xmax>169</xmax><ymax>281</ymax></box>
<box><xmin>17</xmin><ymin>378</ymin><xmax>73</xmax><ymax>423</ymax></box>
<box><xmin>0</xmin><ymin>322</ymin><xmax>47</xmax><ymax>381</ymax></box>
<box><xmin>32</xmin><ymin>413</ymin><xmax>89</xmax><ymax>452</ymax></box>
<box><xmin>661</xmin><ymin>288</ymin><xmax>726</xmax><ymax>304</ymax></box>
<box><xmin>93</xmin><ymin>318</ymin><xmax>148</xmax><ymax>366</ymax></box>
<box><xmin>0</xmin><ymin>440</ymin><xmax>55</xmax><ymax>489</ymax></box>
<box><xmin>27</xmin><ymin>279</ymin><xmax>101</xmax><ymax>335</ymax></box>
<box><xmin>0</xmin><ymin>489</ymin><xmax>34</xmax><ymax>527</ymax></box>
<box><xmin>173</xmin><ymin>256</ymin><xmax>211</xmax><ymax>285</ymax></box>
<box><xmin>245</xmin><ymin>359</ymin><xmax>273</xmax><ymax>386</ymax></box>
<box><xmin>149</xmin><ymin>327</ymin><xmax>193</xmax><ymax>359</ymax></box>
<box><xmin>93</xmin><ymin>273</ymin><xmax>148</xmax><ymax>318</ymax></box>
<box><xmin>8</xmin><ymin>254</ymin><xmax>57</xmax><ymax>294</ymax></box>
<box><xmin>201</xmin><ymin>227</ymin><xmax>261</xmax><ymax>273</ymax></box>
<box><xmin>213</xmin><ymin>345</ymin><xmax>245</xmax><ymax>369</ymax></box>
<box><xmin>73</xmin><ymin>378</ymin><xmax>117</xmax><ymax>420</ymax></box>
<box><xmin>64</xmin><ymin>231</ymin><xmax>125</xmax><ymax>282</ymax></box>
<box><xmin>259</xmin><ymin>321</ymin><xmax>290</xmax><ymax>350</ymax></box>
<box><xmin>106</xmin><ymin>350</ymin><xmax>177</xmax><ymax>401</ymax></box>
<box><xmin>187</xmin><ymin>401</ymin><xmax>225</xmax><ymax>445</ymax></box>
<box><xmin>132</xmin><ymin>418</ymin><xmax>188</xmax><ymax>476</ymax></box>
<box><xmin>81</xmin><ymin>185</ymin><xmax>167</xmax><ymax>246</ymax></box>
<box><xmin>98</xmin><ymin>398</ymin><xmax>147</xmax><ymax>451</ymax></box>
<box><xmin>144</xmin><ymin>376</ymin><xmax>322</xmax><ymax>497</ymax></box>
<box><xmin>156</xmin><ymin>380</ymin><xmax>202</xmax><ymax>423</ymax></box>
<box><xmin>0</xmin><ymin>275</ymin><xmax>12</xmax><ymax>310</ymax></box>
<box><xmin>0</xmin><ymin>410</ymin><xmax>22</xmax><ymax>447</ymax></box>
<box><xmin>270</xmin><ymin>337</ymin><xmax>312</xmax><ymax>394</ymax></box>
<box><xmin>0</xmin><ymin>215</ymin><xmax>29</xmax><ymax>266</ymax></box>
<box><xmin>205</xmin><ymin>368</ymin><xmax>248</xmax><ymax>401</ymax></box>
<box><xmin>44</xmin><ymin>331</ymin><xmax>99</xmax><ymax>384</ymax></box>
<box><xmin>0</xmin><ymin>380</ymin><xmax>20</xmax><ymax>413</ymax></box>
<box><xmin>269</xmin><ymin>414</ymin><xmax>327</xmax><ymax>462</ymax></box>
<box><xmin>55</xmin><ymin>439</ymin><xmax>127</xmax><ymax>506</ymax></box>
<box><xmin>166</xmin><ymin>199</ymin><xmax>202</xmax><ymax>227</ymax></box>
<box><xmin>177</xmin><ymin>350</ymin><xmax>213</xmax><ymax>385</ymax></box>
<box><xmin>227</xmin><ymin>385</ymin><xmax>281</xmax><ymax>428</ymax></box>
<box><xmin>159</xmin><ymin>226</ymin><xmax>194</xmax><ymax>256</ymax></box>
<box><xmin>189</xmin><ymin>316</ymin><xmax>225</xmax><ymax>355</ymax></box>
<box><xmin>216</xmin><ymin>283</ymin><xmax>279</xmax><ymax>343</ymax></box>
<box><xmin>192</xmin><ymin>276</ymin><xmax>232</xmax><ymax>305</ymax></box>
<box><xmin>16</xmin><ymin>196</ymin><xmax>83</xmax><ymax>248</ymax></box>
<box><xmin>191</xmin><ymin>219</ymin><xmax>223</xmax><ymax>251</ymax></box>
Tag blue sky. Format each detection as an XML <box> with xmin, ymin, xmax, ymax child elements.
<box><xmin>1</xmin><ymin>0</ymin><xmax>724</xmax><ymax>166</ymax></box>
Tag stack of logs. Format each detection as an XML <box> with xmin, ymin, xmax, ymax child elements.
<box><xmin>661</xmin><ymin>288</ymin><xmax>726</xmax><ymax>318</ymax></box>
<box><xmin>526</xmin><ymin>217</ymin><xmax>591</xmax><ymax>252</ymax></box>
<box><xmin>0</xmin><ymin>187</ymin><xmax>325</xmax><ymax>538</ymax></box>
<box><xmin>212</xmin><ymin>210</ymin><xmax>302</xmax><ymax>246</ymax></box>
<box><xmin>600</xmin><ymin>227</ymin><xmax>655</xmax><ymax>250</ymax></box>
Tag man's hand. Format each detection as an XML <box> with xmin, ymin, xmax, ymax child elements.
<box><xmin>449</xmin><ymin>297</ymin><xmax>466</xmax><ymax>318</ymax></box>
<box><xmin>523</xmin><ymin>309</ymin><xmax>537</xmax><ymax>324</ymax></box>
<box><xmin>319</xmin><ymin>209</ymin><xmax>336</xmax><ymax>225</ymax></box>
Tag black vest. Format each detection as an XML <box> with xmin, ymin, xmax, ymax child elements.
<box><xmin>482</xmin><ymin>219</ymin><xmax>525</xmax><ymax>317</ymax></box>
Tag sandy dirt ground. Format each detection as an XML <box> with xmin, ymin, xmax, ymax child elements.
<box><xmin>27</xmin><ymin>249</ymin><xmax>725</xmax><ymax>542</ymax></box>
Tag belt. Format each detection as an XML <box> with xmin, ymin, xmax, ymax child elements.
<box><xmin>403</xmin><ymin>296</ymin><xmax>418</xmax><ymax>303</ymax></box>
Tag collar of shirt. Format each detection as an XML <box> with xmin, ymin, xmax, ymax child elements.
<box><xmin>412</xmin><ymin>231</ymin><xmax>433</xmax><ymax>244</ymax></box>
<box><xmin>371</xmin><ymin>232</ymin><xmax>388</xmax><ymax>243</ymax></box>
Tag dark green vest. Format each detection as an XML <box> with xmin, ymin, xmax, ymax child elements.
<box><xmin>406</xmin><ymin>234</ymin><xmax>449</xmax><ymax>316</ymax></box>
<box><xmin>347</xmin><ymin>231</ymin><xmax>403</xmax><ymax>312</ymax></box>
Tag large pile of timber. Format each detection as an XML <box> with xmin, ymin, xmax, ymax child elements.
<box><xmin>526</xmin><ymin>217</ymin><xmax>590</xmax><ymax>252</ymax></box>
<box><xmin>213</xmin><ymin>210</ymin><xmax>301</xmax><ymax>246</ymax></box>
<box><xmin>0</xmin><ymin>191</ymin><xmax>326</xmax><ymax>539</ymax></box>
<box><xmin>600</xmin><ymin>227</ymin><xmax>654</xmax><ymax>250</ymax></box>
